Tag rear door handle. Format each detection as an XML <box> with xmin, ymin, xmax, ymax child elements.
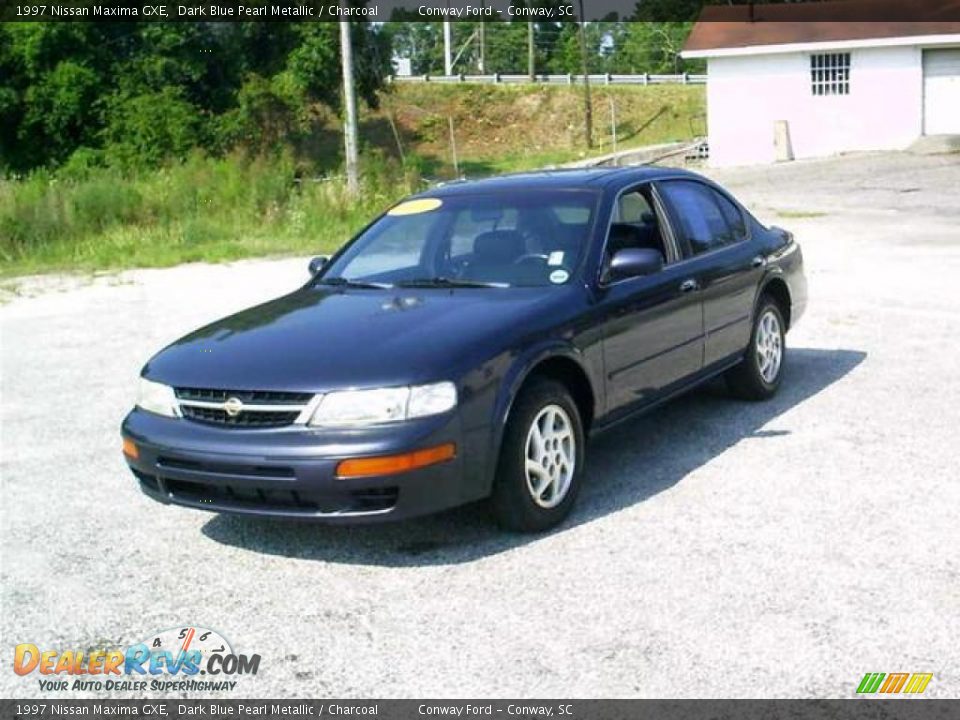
<box><xmin>751</xmin><ymin>255</ymin><xmax>766</xmax><ymax>268</ymax></box>
<box><xmin>679</xmin><ymin>279</ymin><xmax>699</xmax><ymax>293</ymax></box>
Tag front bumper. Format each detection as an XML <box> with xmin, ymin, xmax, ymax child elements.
<box><xmin>121</xmin><ymin>408</ymin><xmax>491</xmax><ymax>523</ymax></box>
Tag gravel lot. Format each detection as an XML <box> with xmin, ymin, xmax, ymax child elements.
<box><xmin>2</xmin><ymin>151</ymin><xmax>959</xmax><ymax>699</ymax></box>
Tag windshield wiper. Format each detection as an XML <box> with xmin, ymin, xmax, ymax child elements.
<box><xmin>395</xmin><ymin>277</ymin><xmax>508</xmax><ymax>289</ymax></box>
<box><xmin>315</xmin><ymin>277</ymin><xmax>393</xmax><ymax>289</ymax></box>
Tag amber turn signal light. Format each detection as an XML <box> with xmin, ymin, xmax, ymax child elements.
<box><xmin>336</xmin><ymin>443</ymin><xmax>456</xmax><ymax>479</ymax></box>
<box><xmin>122</xmin><ymin>437</ymin><xmax>139</xmax><ymax>460</ymax></box>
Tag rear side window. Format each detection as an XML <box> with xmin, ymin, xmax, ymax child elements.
<box><xmin>659</xmin><ymin>180</ymin><xmax>744</xmax><ymax>256</ymax></box>
<box><xmin>714</xmin><ymin>192</ymin><xmax>748</xmax><ymax>241</ymax></box>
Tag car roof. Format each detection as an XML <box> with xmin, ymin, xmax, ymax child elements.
<box><xmin>420</xmin><ymin>166</ymin><xmax>703</xmax><ymax>198</ymax></box>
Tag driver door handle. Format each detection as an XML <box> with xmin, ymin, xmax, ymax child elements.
<box><xmin>679</xmin><ymin>279</ymin><xmax>699</xmax><ymax>293</ymax></box>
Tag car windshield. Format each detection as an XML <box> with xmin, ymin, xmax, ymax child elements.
<box><xmin>318</xmin><ymin>189</ymin><xmax>600</xmax><ymax>288</ymax></box>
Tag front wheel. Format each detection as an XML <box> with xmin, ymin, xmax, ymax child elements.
<box><xmin>725</xmin><ymin>298</ymin><xmax>786</xmax><ymax>400</ymax></box>
<box><xmin>490</xmin><ymin>379</ymin><xmax>585</xmax><ymax>532</ymax></box>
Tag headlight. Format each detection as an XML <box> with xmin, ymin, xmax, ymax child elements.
<box><xmin>408</xmin><ymin>382</ymin><xmax>458</xmax><ymax>419</ymax></box>
<box><xmin>136</xmin><ymin>378</ymin><xmax>179</xmax><ymax>417</ymax></box>
<box><xmin>308</xmin><ymin>382</ymin><xmax>457</xmax><ymax>427</ymax></box>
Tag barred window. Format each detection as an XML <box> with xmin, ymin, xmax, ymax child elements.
<box><xmin>811</xmin><ymin>52</ymin><xmax>850</xmax><ymax>95</ymax></box>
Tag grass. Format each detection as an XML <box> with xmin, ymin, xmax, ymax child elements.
<box><xmin>0</xmin><ymin>153</ymin><xmax>416</xmax><ymax>277</ymax></box>
<box><xmin>1</xmin><ymin>83</ymin><xmax>706</xmax><ymax>278</ymax></box>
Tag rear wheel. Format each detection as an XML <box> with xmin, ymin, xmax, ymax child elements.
<box><xmin>490</xmin><ymin>378</ymin><xmax>585</xmax><ymax>532</ymax></box>
<box><xmin>726</xmin><ymin>297</ymin><xmax>786</xmax><ymax>400</ymax></box>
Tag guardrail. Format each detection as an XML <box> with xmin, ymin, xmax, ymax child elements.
<box><xmin>388</xmin><ymin>73</ymin><xmax>707</xmax><ymax>86</ymax></box>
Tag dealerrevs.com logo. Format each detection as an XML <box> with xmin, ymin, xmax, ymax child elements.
<box><xmin>856</xmin><ymin>672</ymin><xmax>934</xmax><ymax>695</ymax></box>
<box><xmin>13</xmin><ymin>626</ymin><xmax>260</xmax><ymax>693</ymax></box>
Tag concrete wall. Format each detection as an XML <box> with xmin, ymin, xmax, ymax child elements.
<box><xmin>706</xmin><ymin>46</ymin><xmax>923</xmax><ymax>167</ymax></box>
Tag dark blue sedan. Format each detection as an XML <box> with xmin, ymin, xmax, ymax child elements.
<box><xmin>122</xmin><ymin>167</ymin><xmax>806</xmax><ymax>531</ymax></box>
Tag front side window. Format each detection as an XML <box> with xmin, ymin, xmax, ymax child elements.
<box><xmin>658</xmin><ymin>180</ymin><xmax>741</xmax><ymax>256</ymax></box>
<box><xmin>321</xmin><ymin>190</ymin><xmax>600</xmax><ymax>288</ymax></box>
<box><xmin>605</xmin><ymin>186</ymin><xmax>671</xmax><ymax>266</ymax></box>
<box><xmin>615</xmin><ymin>191</ymin><xmax>653</xmax><ymax>224</ymax></box>
<box><xmin>811</xmin><ymin>52</ymin><xmax>850</xmax><ymax>95</ymax></box>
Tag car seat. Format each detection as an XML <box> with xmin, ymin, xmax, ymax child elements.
<box><xmin>469</xmin><ymin>230</ymin><xmax>526</xmax><ymax>275</ymax></box>
<box><xmin>607</xmin><ymin>223</ymin><xmax>664</xmax><ymax>255</ymax></box>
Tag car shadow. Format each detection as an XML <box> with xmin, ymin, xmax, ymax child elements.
<box><xmin>201</xmin><ymin>347</ymin><xmax>866</xmax><ymax>566</ymax></box>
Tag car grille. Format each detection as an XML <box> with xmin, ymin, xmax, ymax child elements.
<box><xmin>162</xmin><ymin>477</ymin><xmax>399</xmax><ymax>515</ymax></box>
<box><xmin>157</xmin><ymin>457</ymin><xmax>295</xmax><ymax>479</ymax></box>
<box><xmin>179</xmin><ymin>406</ymin><xmax>302</xmax><ymax>428</ymax></box>
<box><xmin>174</xmin><ymin>387</ymin><xmax>315</xmax><ymax>429</ymax></box>
<box><xmin>175</xmin><ymin>388</ymin><xmax>312</xmax><ymax>404</ymax></box>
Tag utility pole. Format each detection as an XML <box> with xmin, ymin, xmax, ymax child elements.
<box><xmin>443</xmin><ymin>20</ymin><xmax>453</xmax><ymax>75</ymax></box>
<box><xmin>339</xmin><ymin>18</ymin><xmax>359</xmax><ymax>195</ymax></box>
<box><xmin>528</xmin><ymin>22</ymin><xmax>535</xmax><ymax>81</ymax></box>
<box><xmin>609</xmin><ymin>96</ymin><xmax>617</xmax><ymax>156</ymax></box>
<box><xmin>448</xmin><ymin>117</ymin><xmax>460</xmax><ymax>177</ymax></box>
<box><xmin>577</xmin><ymin>0</ymin><xmax>593</xmax><ymax>149</ymax></box>
<box><xmin>478</xmin><ymin>2</ymin><xmax>486</xmax><ymax>72</ymax></box>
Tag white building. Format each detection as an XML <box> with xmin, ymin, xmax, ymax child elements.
<box><xmin>682</xmin><ymin>3</ymin><xmax>960</xmax><ymax>166</ymax></box>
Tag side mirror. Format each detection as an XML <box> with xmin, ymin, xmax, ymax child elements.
<box><xmin>607</xmin><ymin>248</ymin><xmax>664</xmax><ymax>282</ymax></box>
<box><xmin>308</xmin><ymin>255</ymin><xmax>329</xmax><ymax>276</ymax></box>
<box><xmin>769</xmin><ymin>225</ymin><xmax>794</xmax><ymax>243</ymax></box>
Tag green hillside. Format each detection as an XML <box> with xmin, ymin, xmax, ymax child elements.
<box><xmin>362</xmin><ymin>83</ymin><xmax>705</xmax><ymax>177</ymax></box>
<box><xmin>1</xmin><ymin>83</ymin><xmax>705</xmax><ymax>278</ymax></box>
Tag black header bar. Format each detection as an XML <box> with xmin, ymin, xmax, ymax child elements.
<box><xmin>2</xmin><ymin>0</ymin><xmax>960</xmax><ymax>23</ymax></box>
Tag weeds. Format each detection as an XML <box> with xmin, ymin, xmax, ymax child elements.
<box><xmin>0</xmin><ymin>151</ymin><xmax>419</xmax><ymax>277</ymax></box>
<box><xmin>774</xmin><ymin>209</ymin><xmax>828</xmax><ymax>219</ymax></box>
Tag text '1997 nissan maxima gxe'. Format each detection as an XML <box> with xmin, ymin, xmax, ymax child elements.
<box><xmin>122</xmin><ymin>167</ymin><xmax>806</xmax><ymax>531</ymax></box>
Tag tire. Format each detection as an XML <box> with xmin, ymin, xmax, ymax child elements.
<box><xmin>490</xmin><ymin>378</ymin><xmax>586</xmax><ymax>532</ymax></box>
<box><xmin>725</xmin><ymin>296</ymin><xmax>787</xmax><ymax>401</ymax></box>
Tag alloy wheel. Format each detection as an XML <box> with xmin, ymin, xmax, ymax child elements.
<box><xmin>756</xmin><ymin>309</ymin><xmax>783</xmax><ymax>383</ymax></box>
<box><xmin>524</xmin><ymin>404</ymin><xmax>576</xmax><ymax>509</ymax></box>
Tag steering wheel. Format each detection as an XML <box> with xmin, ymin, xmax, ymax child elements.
<box><xmin>442</xmin><ymin>256</ymin><xmax>470</xmax><ymax>278</ymax></box>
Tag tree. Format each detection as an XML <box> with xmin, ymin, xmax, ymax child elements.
<box><xmin>100</xmin><ymin>87</ymin><xmax>202</xmax><ymax>168</ymax></box>
<box><xmin>601</xmin><ymin>22</ymin><xmax>702</xmax><ymax>74</ymax></box>
<box><xmin>0</xmin><ymin>23</ymin><xmax>115</xmax><ymax>169</ymax></box>
<box><xmin>383</xmin><ymin>19</ymin><xmax>444</xmax><ymax>75</ymax></box>
<box><xmin>483</xmin><ymin>22</ymin><xmax>529</xmax><ymax>74</ymax></box>
<box><xmin>0</xmin><ymin>18</ymin><xmax>390</xmax><ymax>173</ymax></box>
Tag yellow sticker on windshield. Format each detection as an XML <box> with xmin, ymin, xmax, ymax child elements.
<box><xmin>387</xmin><ymin>198</ymin><xmax>443</xmax><ymax>216</ymax></box>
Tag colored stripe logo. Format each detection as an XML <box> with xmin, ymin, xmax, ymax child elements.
<box><xmin>857</xmin><ymin>672</ymin><xmax>933</xmax><ymax>694</ymax></box>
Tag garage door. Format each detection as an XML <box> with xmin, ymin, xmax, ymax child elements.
<box><xmin>923</xmin><ymin>48</ymin><xmax>960</xmax><ymax>135</ymax></box>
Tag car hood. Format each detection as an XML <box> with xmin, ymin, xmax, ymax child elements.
<box><xmin>144</xmin><ymin>287</ymin><xmax>568</xmax><ymax>392</ymax></box>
